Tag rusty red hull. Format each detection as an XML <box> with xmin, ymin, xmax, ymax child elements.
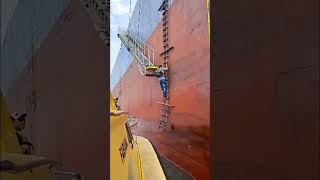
<box><xmin>213</xmin><ymin>0</ymin><xmax>319</xmax><ymax>179</ymax></box>
<box><xmin>112</xmin><ymin>0</ymin><xmax>210</xmax><ymax>179</ymax></box>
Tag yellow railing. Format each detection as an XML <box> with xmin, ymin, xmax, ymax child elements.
<box><xmin>207</xmin><ymin>0</ymin><xmax>210</xmax><ymax>40</ymax></box>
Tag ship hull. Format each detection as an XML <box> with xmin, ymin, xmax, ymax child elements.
<box><xmin>111</xmin><ymin>0</ymin><xmax>210</xmax><ymax>179</ymax></box>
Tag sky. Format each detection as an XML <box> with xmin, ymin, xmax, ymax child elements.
<box><xmin>110</xmin><ymin>0</ymin><xmax>137</xmax><ymax>74</ymax></box>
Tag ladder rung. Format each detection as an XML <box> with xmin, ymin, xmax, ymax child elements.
<box><xmin>160</xmin><ymin>47</ymin><xmax>174</xmax><ymax>56</ymax></box>
<box><xmin>163</xmin><ymin>62</ymin><xmax>168</xmax><ymax>64</ymax></box>
<box><xmin>163</xmin><ymin>38</ymin><xmax>168</xmax><ymax>42</ymax></box>
<box><xmin>162</xmin><ymin>10</ymin><xmax>167</xmax><ymax>15</ymax></box>
<box><xmin>160</xmin><ymin>115</ymin><xmax>167</xmax><ymax>120</ymax></box>
<box><xmin>159</xmin><ymin>124</ymin><xmax>167</xmax><ymax>128</ymax></box>
<box><xmin>163</xmin><ymin>21</ymin><xmax>168</xmax><ymax>26</ymax></box>
<box><xmin>160</xmin><ymin>116</ymin><xmax>167</xmax><ymax>120</ymax></box>
<box><xmin>162</xmin><ymin>16</ymin><xmax>167</xmax><ymax>20</ymax></box>
<box><xmin>163</xmin><ymin>27</ymin><xmax>168</xmax><ymax>31</ymax></box>
<box><xmin>160</xmin><ymin>121</ymin><xmax>167</xmax><ymax>126</ymax></box>
<box><xmin>161</xmin><ymin>115</ymin><xmax>167</xmax><ymax>119</ymax></box>
<box><xmin>160</xmin><ymin>121</ymin><xmax>167</xmax><ymax>125</ymax></box>
<box><xmin>160</xmin><ymin>120</ymin><xmax>167</xmax><ymax>125</ymax></box>
<box><xmin>159</xmin><ymin>123</ymin><xmax>166</xmax><ymax>126</ymax></box>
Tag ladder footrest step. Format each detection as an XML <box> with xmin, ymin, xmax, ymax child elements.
<box><xmin>160</xmin><ymin>123</ymin><xmax>167</xmax><ymax>126</ymax></box>
<box><xmin>160</xmin><ymin>118</ymin><xmax>167</xmax><ymax>121</ymax></box>
<box><xmin>157</xmin><ymin>102</ymin><xmax>174</xmax><ymax>107</ymax></box>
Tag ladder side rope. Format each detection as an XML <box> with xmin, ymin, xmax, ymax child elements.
<box><xmin>158</xmin><ymin>0</ymin><xmax>173</xmax><ymax>131</ymax></box>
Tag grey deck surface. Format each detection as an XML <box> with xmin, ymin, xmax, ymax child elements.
<box><xmin>160</xmin><ymin>156</ymin><xmax>193</xmax><ymax>180</ymax></box>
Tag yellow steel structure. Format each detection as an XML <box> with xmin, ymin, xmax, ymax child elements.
<box><xmin>207</xmin><ymin>0</ymin><xmax>210</xmax><ymax>40</ymax></box>
<box><xmin>1</xmin><ymin>90</ymin><xmax>166</xmax><ymax>179</ymax></box>
<box><xmin>0</xmin><ymin>92</ymin><xmax>56</xmax><ymax>180</ymax></box>
<box><xmin>110</xmin><ymin>92</ymin><xmax>166</xmax><ymax>180</ymax></box>
<box><xmin>1</xmin><ymin>93</ymin><xmax>22</xmax><ymax>154</ymax></box>
<box><xmin>145</xmin><ymin>65</ymin><xmax>159</xmax><ymax>72</ymax></box>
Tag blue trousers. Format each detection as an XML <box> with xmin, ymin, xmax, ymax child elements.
<box><xmin>159</xmin><ymin>78</ymin><xmax>167</xmax><ymax>98</ymax></box>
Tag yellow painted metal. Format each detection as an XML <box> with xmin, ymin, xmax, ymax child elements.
<box><xmin>111</xmin><ymin>92</ymin><xmax>141</xmax><ymax>180</ymax></box>
<box><xmin>145</xmin><ymin>65</ymin><xmax>159</xmax><ymax>72</ymax></box>
<box><xmin>136</xmin><ymin>136</ymin><xmax>166</xmax><ymax>180</ymax></box>
<box><xmin>207</xmin><ymin>0</ymin><xmax>210</xmax><ymax>40</ymax></box>
<box><xmin>110</xmin><ymin>92</ymin><xmax>166</xmax><ymax>180</ymax></box>
<box><xmin>1</xmin><ymin>92</ymin><xmax>22</xmax><ymax>153</ymax></box>
<box><xmin>2</xmin><ymin>90</ymin><xmax>166</xmax><ymax>179</ymax></box>
<box><xmin>1</xmin><ymin>91</ymin><xmax>55</xmax><ymax>180</ymax></box>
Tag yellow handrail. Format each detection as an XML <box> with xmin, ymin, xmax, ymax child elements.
<box><xmin>207</xmin><ymin>0</ymin><xmax>210</xmax><ymax>40</ymax></box>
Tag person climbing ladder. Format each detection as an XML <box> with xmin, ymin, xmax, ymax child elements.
<box><xmin>155</xmin><ymin>65</ymin><xmax>168</xmax><ymax>98</ymax></box>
